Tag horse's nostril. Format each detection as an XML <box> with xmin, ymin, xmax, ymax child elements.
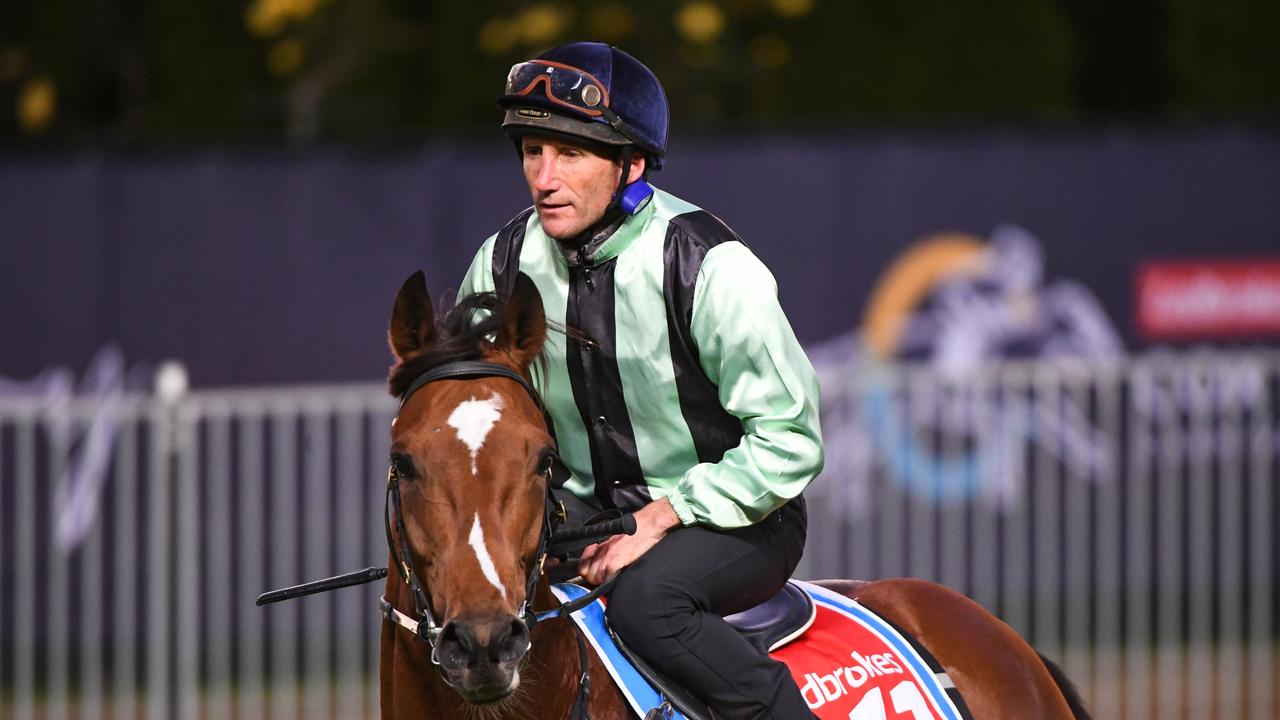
<box><xmin>437</xmin><ymin>621</ymin><xmax>477</xmax><ymax>671</ymax></box>
<box><xmin>494</xmin><ymin>618</ymin><xmax>531</xmax><ymax>664</ymax></box>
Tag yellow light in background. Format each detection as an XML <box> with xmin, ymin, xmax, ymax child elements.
<box><xmin>18</xmin><ymin>75</ymin><xmax>56</xmax><ymax>134</ymax></box>
<box><xmin>246</xmin><ymin>0</ymin><xmax>288</xmax><ymax>37</ymax></box>
<box><xmin>750</xmin><ymin>33</ymin><xmax>790</xmax><ymax>68</ymax></box>
<box><xmin>478</xmin><ymin>17</ymin><xmax>519</xmax><ymax>55</ymax></box>
<box><xmin>769</xmin><ymin>0</ymin><xmax>814</xmax><ymax>18</ymax></box>
<box><xmin>268</xmin><ymin>38</ymin><xmax>305</xmax><ymax>77</ymax></box>
<box><xmin>518</xmin><ymin>4</ymin><xmax>569</xmax><ymax>47</ymax></box>
<box><xmin>246</xmin><ymin>0</ymin><xmax>323</xmax><ymax>38</ymax></box>
<box><xmin>675</xmin><ymin>2</ymin><xmax>726</xmax><ymax>45</ymax></box>
<box><xmin>587</xmin><ymin>4</ymin><xmax>634</xmax><ymax>43</ymax></box>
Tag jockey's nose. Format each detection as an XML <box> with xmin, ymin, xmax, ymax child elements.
<box><xmin>436</xmin><ymin>616</ymin><xmax>530</xmax><ymax>672</ymax></box>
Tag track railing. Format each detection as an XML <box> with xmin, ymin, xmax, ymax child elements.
<box><xmin>1</xmin><ymin>350</ymin><xmax>1276</xmax><ymax>719</ymax></box>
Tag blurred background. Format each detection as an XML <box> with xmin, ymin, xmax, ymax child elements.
<box><xmin>1</xmin><ymin>1</ymin><xmax>1278</xmax><ymax>718</ymax></box>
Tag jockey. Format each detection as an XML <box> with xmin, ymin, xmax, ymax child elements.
<box><xmin>459</xmin><ymin>41</ymin><xmax>824</xmax><ymax>720</ymax></box>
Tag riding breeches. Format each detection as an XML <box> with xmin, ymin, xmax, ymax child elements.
<box><xmin>606</xmin><ymin>496</ymin><xmax>812</xmax><ymax>720</ymax></box>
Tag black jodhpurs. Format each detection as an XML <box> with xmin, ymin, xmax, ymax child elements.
<box><xmin>603</xmin><ymin>497</ymin><xmax>811</xmax><ymax>720</ymax></box>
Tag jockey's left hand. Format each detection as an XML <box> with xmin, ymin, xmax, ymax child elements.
<box><xmin>578</xmin><ymin>498</ymin><xmax>681</xmax><ymax>586</ymax></box>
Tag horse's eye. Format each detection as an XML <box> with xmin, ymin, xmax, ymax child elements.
<box><xmin>535</xmin><ymin>451</ymin><xmax>556</xmax><ymax>476</ymax></box>
<box><xmin>391</xmin><ymin>453</ymin><xmax>416</xmax><ymax>479</ymax></box>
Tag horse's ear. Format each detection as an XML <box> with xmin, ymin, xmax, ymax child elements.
<box><xmin>496</xmin><ymin>273</ymin><xmax>546</xmax><ymax>368</ymax></box>
<box><xmin>388</xmin><ymin>270</ymin><xmax>437</xmax><ymax>361</ymax></box>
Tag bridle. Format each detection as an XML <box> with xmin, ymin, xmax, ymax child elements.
<box><xmin>253</xmin><ymin>358</ymin><xmax>616</xmax><ymax>716</ymax></box>
<box><xmin>379</xmin><ymin>360</ymin><xmax>561</xmax><ymax>663</ymax></box>
<box><xmin>377</xmin><ymin>359</ymin><xmax>610</xmax><ymax>717</ymax></box>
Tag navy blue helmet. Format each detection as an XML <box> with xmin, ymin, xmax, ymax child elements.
<box><xmin>499</xmin><ymin>42</ymin><xmax>669</xmax><ymax>169</ymax></box>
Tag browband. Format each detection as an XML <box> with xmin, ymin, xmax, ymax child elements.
<box><xmin>399</xmin><ymin>360</ymin><xmax>539</xmax><ymax>410</ymax></box>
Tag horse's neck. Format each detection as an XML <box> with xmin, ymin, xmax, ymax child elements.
<box><xmin>380</xmin><ymin>577</ymin><xmax>624</xmax><ymax>720</ymax></box>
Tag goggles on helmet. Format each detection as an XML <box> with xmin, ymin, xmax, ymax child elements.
<box><xmin>503</xmin><ymin>59</ymin><xmax>657</xmax><ymax>156</ymax></box>
<box><xmin>506</xmin><ymin>60</ymin><xmax>612</xmax><ymax>117</ymax></box>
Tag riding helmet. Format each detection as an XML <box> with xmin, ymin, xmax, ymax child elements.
<box><xmin>499</xmin><ymin>42</ymin><xmax>670</xmax><ymax>170</ymax></box>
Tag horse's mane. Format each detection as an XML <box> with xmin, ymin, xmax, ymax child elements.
<box><xmin>387</xmin><ymin>291</ymin><xmax>506</xmax><ymax>398</ymax></box>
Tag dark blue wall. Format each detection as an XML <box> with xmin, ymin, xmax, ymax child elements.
<box><xmin>2</xmin><ymin>127</ymin><xmax>1278</xmax><ymax>386</ymax></box>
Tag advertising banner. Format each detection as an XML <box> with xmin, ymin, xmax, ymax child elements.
<box><xmin>1137</xmin><ymin>260</ymin><xmax>1280</xmax><ymax>340</ymax></box>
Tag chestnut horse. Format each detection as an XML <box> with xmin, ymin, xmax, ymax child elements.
<box><xmin>379</xmin><ymin>270</ymin><xmax>1089</xmax><ymax>720</ymax></box>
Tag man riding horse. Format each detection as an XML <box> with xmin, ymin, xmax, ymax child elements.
<box><xmin>457</xmin><ymin>41</ymin><xmax>824</xmax><ymax>719</ymax></box>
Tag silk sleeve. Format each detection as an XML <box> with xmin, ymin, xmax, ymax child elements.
<box><xmin>664</xmin><ymin>242</ymin><xmax>824</xmax><ymax>529</ymax></box>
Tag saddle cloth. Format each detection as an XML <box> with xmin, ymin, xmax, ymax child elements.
<box><xmin>550</xmin><ymin>580</ymin><xmax>970</xmax><ymax>720</ymax></box>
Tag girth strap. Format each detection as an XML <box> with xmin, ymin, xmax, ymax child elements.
<box><xmin>570</xmin><ymin>629</ymin><xmax>592</xmax><ymax>720</ymax></box>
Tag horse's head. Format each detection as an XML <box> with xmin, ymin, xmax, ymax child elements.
<box><xmin>385</xmin><ymin>270</ymin><xmax>553</xmax><ymax>703</ymax></box>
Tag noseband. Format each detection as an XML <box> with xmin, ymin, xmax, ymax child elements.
<box><xmin>379</xmin><ymin>360</ymin><xmax>562</xmax><ymax>666</ymax></box>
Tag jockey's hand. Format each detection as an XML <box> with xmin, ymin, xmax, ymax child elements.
<box><xmin>578</xmin><ymin>497</ymin><xmax>681</xmax><ymax>586</ymax></box>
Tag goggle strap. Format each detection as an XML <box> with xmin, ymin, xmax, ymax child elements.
<box><xmin>600</xmin><ymin>106</ymin><xmax>660</xmax><ymax>158</ymax></box>
<box><xmin>599</xmin><ymin>106</ymin><xmax>625</xmax><ymax>133</ymax></box>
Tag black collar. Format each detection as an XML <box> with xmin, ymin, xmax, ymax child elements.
<box><xmin>557</xmin><ymin>208</ymin><xmax>627</xmax><ymax>267</ymax></box>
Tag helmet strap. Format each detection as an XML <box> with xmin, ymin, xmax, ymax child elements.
<box><xmin>561</xmin><ymin>147</ymin><xmax>650</xmax><ymax>256</ymax></box>
<box><xmin>609</xmin><ymin>147</ymin><xmax>636</xmax><ymax>212</ymax></box>
<box><xmin>610</xmin><ymin>147</ymin><xmax>655</xmax><ymax>216</ymax></box>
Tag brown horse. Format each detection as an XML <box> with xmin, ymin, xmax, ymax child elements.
<box><xmin>379</xmin><ymin>270</ymin><xmax>1089</xmax><ymax>720</ymax></box>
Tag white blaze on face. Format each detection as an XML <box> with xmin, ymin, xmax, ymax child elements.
<box><xmin>446</xmin><ymin>394</ymin><xmax>504</xmax><ymax>475</ymax></box>
<box><xmin>468</xmin><ymin>512</ymin><xmax>507</xmax><ymax>600</ymax></box>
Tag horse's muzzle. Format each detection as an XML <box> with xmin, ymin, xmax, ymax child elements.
<box><xmin>435</xmin><ymin>615</ymin><xmax>531</xmax><ymax>702</ymax></box>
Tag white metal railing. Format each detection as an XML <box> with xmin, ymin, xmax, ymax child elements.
<box><xmin>1</xmin><ymin>350</ymin><xmax>1277</xmax><ymax>719</ymax></box>
<box><xmin>802</xmin><ymin>350</ymin><xmax>1279</xmax><ymax>720</ymax></box>
<box><xmin>1</xmin><ymin>381</ymin><xmax>397</xmax><ymax>720</ymax></box>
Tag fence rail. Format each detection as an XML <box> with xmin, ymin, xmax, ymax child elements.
<box><xmin>2</xmin><ymin>351</ymin><xmax>1278</xmax><ymax>719</ymax></box>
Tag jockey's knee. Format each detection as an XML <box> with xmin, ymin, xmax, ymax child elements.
<box><xmin>606</xmin><ymin>567</ymin><xmax>696</xmax><ymax>653</ymax></box>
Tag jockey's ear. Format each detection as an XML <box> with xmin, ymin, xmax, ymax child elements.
<box><xmin>497</xmin><ymin>273</ymin><xmax>547</xmax><ymax>370</ymax></box>
<box><xmin>388</xmin><ymin>270</ymin><xmax>438</xmax><ymax>361</ymax></box>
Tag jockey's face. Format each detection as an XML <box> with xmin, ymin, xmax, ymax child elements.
<box><xmin>520</xmin><ymin>134</ymin><xmax>644</xmax><ymax>240</ymax></box>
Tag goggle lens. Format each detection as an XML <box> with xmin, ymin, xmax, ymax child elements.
<box><xmin>506</xmin><ymin>61</ymin><xmax>609</xmax><ymax>116</ymax></box>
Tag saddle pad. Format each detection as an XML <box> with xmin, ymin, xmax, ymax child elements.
<box><xmin>551</xmin><ymin>581</ymin><xmax>968</xmax><ymax>720</ymax></box>
<box><xmin>550</xmin><ymin>582</ymin><xmax>689</xmax><ymax>719</ymax></box>
<box><xmin>780</xmin><ymin>581</ymin><xmax>967</xmax><ymax>719</ymax></box>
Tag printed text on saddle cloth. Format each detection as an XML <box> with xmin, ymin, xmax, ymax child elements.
<box><xmin>771</xmin><ymin>603</ymin><xmax>954</xmax><ymax>720</ymax></box>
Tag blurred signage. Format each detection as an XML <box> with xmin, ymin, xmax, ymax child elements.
<box><xmin>808</xmin><ymin>225</ymin><xmax>1123</xmax><ymax>505</ymax></box>
<box><xmin>1137</xmin><ymin>260</ymin><xmax>1280</xmax><ymax>340</ymax></box>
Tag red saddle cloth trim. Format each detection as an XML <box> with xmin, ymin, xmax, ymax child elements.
<box><xmin>770</xmin><ymin>602</ymin><xmax>953</xmax><ymax>719</ymax></box>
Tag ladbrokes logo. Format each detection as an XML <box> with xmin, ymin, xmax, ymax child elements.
<box><xmin>799</xmin><ymin>651</ymin><xmax>905</xmax><ymax>709</ymax></box>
